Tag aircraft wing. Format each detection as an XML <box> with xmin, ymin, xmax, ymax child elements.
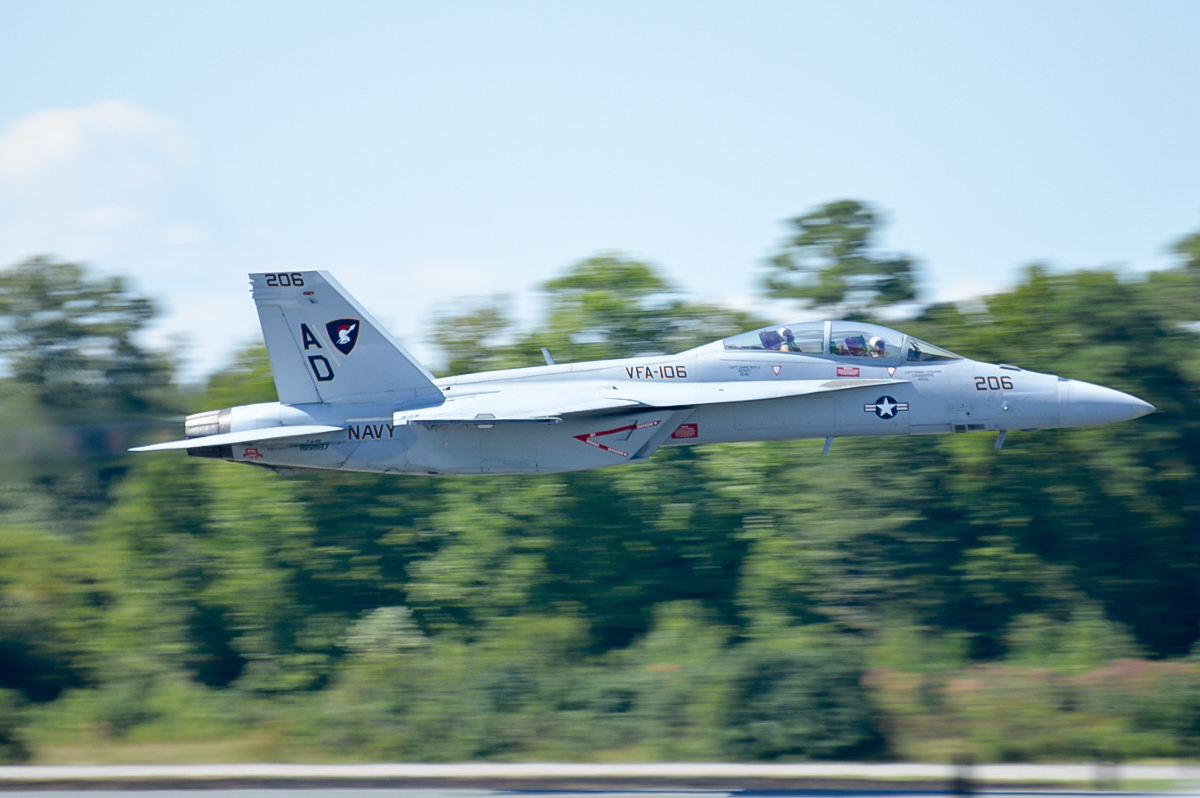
<box><xmin>129</xmin><ymin>424</ymin><xmax>344</xmax><ymax>452</ymax></box>
<box><xmin>394</xmin><ymin>391</ymin><xmax>640</xmax><ymax>426</ymax></box>
<box><xmin>393</xmin><ymin>378</ymin><xmax>904</xmax><ymax>426</ymax></box>
<box><xmin>612</xmin><ymin>378</ymin><xmax>907</xmax><ymax>407</ymax></box>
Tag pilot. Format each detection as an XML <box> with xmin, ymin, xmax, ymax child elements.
<box><xmin>869</xmin><ymin>335</ymin><xmax>887</xmax><ymax>357</ymax></box>
<box><xmin>758</xmin><ymin>329</ymin><xmax>783</xmax><ymax>350</ymax></box>
<box><xmin>779</xmin><ymin>327</ymin><xmax>799</xmax><ymax>352</ymax></box>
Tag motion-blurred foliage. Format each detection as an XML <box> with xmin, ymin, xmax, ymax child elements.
<box><xmin>765</xmin><ymin>199</ymin><xmax>917</xmax><ymax>312</ymax></box>
<box><xmin>0</xmin><ymin>208</ymin><xmax>1198</xmax><ymax>763</ymax></box>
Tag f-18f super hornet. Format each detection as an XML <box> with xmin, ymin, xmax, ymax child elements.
<box><xmin>132</xmin><ymin>271</ymin><xmax>1155</xmax><ymax>475</ymax></box>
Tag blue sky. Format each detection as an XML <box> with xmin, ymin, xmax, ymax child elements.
<box><xmin>1</xmin><ymin>0</ymin><xmax>1198</xmax><ymax>376</ymax></box>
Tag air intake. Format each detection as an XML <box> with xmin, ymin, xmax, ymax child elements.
<box><xmin>187</xmin><ymin>444</ymin><xmax>234</xmax><ymax>460</ymax></box>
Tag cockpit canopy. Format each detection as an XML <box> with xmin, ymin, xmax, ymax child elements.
<box><xmin>722</xmin><ymin>321</ymin><xmax>962</xmax><ymax>362</ymax></box>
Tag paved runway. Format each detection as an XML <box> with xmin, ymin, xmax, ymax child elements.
<box><xmin>2</xmin><ymin>790</ymin><xmax>1199</xmax><ymax>798</ymax></box>
<box><xmin>5</xmin><ymin>763</ymin><xmax>1199</xmax><ymax>781</ymax></box>
<box><xmin>3</xmin><ymin>764</ymin><xmax>1198</xmax><ymax>796</ymax></box>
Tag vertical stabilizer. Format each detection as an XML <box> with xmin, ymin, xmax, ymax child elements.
<box><xmin>250</xmin><ymin>271</ymin><xmax>442</xmax><ymax>406</ymax></box>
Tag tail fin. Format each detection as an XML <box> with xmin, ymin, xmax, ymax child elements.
<box><xmin>250</xmin><ymin>271</ymin><xmax>442</xmax><ymax>405</ymax></box>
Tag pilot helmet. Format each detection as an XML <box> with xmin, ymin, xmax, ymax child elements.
<box><xmin>868</xmin><ymin>335</ymin><xmax>886</xmax><ymax>353</ymax></box>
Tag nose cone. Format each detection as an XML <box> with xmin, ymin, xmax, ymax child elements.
<box><xmin>1058</xmin><ymin>379</ymin><xmax>1156</xmax><ymax>428</ymax></box>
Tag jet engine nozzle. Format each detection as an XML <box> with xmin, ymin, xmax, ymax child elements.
<box><xmin>1057</xmin><ymin>379</ymin><xmax>1155</xmax><ymax>428</ymax></box>
<box><xmin>185</xmin><ymin>408</ymin><xmax>232</xmax><ymax>439</ymax></box>
<box><xmin>184</xmin><ymin>408</ymin><xmax>235</xmax><ymax>460</ymax></box>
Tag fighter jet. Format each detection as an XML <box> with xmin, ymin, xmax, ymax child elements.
<box><xmin>131</xmin><ymin>271</ymin><xmax>1155</xmax><ymax>475</ymax></box>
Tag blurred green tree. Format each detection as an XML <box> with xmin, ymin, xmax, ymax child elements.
<box><xmin>0</xmin><ymin>257</ymin><xmax>172</xmax><ymax>410</ymax></box>
<box><xmin>0</xmin><ymin>690</ymin><xmax>28</xmax><ymax>762</ymax></box>
<box><xmin>432</xmin><ymin>253</ymin><xmax>759</xmax><ymax>375</ymax></box>
<box><xmin>765</xmin><ymin>199</ymin><xmax>917</xmax><ymax>312</ymax></box>
<box><xmin>1173</xmin><ymin>226</ymin><xmax>1200</xmax><ymax>271</ymax></box>
<box><xmin>5</xmin><ymin>215</ymin><xmax>1200</xmax><ymax>763</ymax></box>
<box><xmin>0</xmin><ymin>257</ymin><xmax>176</xmax><ymax>527</ymax></box>
<box><xmin>898</xmin><ymin>266</ymin><xmax>1200</xmax><ymax>654</ymax></box>
<box><xmin>200</xmin><ymin>343</ymin><xmax>277</xmax><ymax>409</ymax></box>
<box><xmin>431</xmin><ymin>302</ymin><xmax>530</xmax><ymax>376</ymax></box>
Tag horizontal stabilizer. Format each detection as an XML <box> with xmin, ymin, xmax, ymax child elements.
<box><xmin>130</xmin><ymin>425</ymin><xmax>344</xmax><ymax>452</ymax></box>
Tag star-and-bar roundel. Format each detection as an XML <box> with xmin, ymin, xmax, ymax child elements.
<box><xmin>864</xmin><ymin>395</ymin><xmax>909</xmax><ymax>419</ymax></box>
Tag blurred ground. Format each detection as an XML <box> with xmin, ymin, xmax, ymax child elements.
<box><xmin>3</xmin><ymin>763</ymin><xmax>1200</xmax><ymax>793</ymax></box>
<box><xmin>1</xmin><ymin>788</ymin><xmax>1199</xmax><ymax>798</ymax></box>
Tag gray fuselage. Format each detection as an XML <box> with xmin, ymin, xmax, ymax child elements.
<box><xmin>194</xmin><ymin>341</ymin><xmax>1148</xmax><ymax>476</ymax></box>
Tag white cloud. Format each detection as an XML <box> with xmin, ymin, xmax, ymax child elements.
<box><xmin>0</xmin><ymin>101</ymin><xmax>240</xmax><ymax>380</ymax></box>
<box><xmin>0</xmin><ymin>101</ymin><xmax>199</xmax><ymax>262</ymax></box>
<box><xmin>0</xmin><ymin>101</ymin><xmax>554</xmax><ymax>382</ymax></box>
<box><xmin>0</xmin><ymin>100</ymin><xmax>187</xmax><ymax>184</ymax></box>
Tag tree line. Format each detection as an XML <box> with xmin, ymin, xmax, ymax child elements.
<box><xmin>0</xmin><ymin>201</ymin><xmax>1198</xmax><ymax>763</ymax></box>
